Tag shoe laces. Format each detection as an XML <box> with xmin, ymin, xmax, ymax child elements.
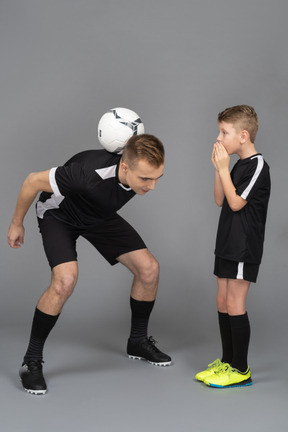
<box><xmin>207</xmin><ymin>359</ymin><xmax>222</xmax><ymax>370</ymax></box>
<box><xmin>26</xmin><ymin>360</ymin><xmax>44</xmax><ymax>374</ymax></box>
<box><xmin>146</xmin><ymin>336</ymin><xmax>160</xmax><ymax>352</ymax></box>
<box><xmin>214</xmin><ymin>363</ymin><xmax>232</xmax><ymax>375</ymax></box>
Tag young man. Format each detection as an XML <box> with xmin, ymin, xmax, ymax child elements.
<box><xmin>8</xmin><ymin>133</ymin><xmax>171</xmax><ymax>395</ymax></box>
<box><xmin>195</xmin><ymin>105</ymin><xmax>270</xmax><ymax>388</ymax></box>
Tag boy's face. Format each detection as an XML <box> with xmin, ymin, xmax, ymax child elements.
<box><xmin>217</xmin><ymin>121</ymin><xmax>242</xmax><ymax>155</ymax></box>
<box><xmin>120</xmin><ymin>158</ymin><xmax>164</xmax><ymax>195</ymax></box>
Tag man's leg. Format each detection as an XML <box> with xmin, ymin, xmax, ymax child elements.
<box><xmin>117</xmin><ymin>248</ymin><xmax>171</xmax><ymax>366</ymax></box>
<box><xmin>20</xmin><ymin>261</ymin><xmax>78</xmax><ymax>395</ymax></box>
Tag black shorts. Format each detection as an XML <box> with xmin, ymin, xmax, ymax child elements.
<box><xmin>38</xmin><ymin>214</ymin><xmax>146</xmax><ymax>269</ymax></box>
<box><xmin>214</xmin><ymin>256</ymin><xmax>260</xmax><ymax>283</ymax></box>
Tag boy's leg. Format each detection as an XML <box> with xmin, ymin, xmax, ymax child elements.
<box><xmin>117</xmin><ymin>249</ymin><xmax>171</xmax><ymax>366</ymax></box>
<box><xmin>204</xmin><ymin>279</ymin><xmax>252</xmax><ymax>387</ymax></box>
<box><xmin>195</xmin><ymin>277</ymin><xmax>233</xmax><ymax>382</ymax></box>
<box><xmin>226</xmin><ymin>279</ymin><xmax>251</xmax><ymax>372</ymax></box>
<box><xmin>216</xmin><ymin>277</ymin><xmax>233</xmax><ymax>364</ymax></box>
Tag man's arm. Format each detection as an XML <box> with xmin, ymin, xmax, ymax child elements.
<box><xmin>8</xmin><ymin>170</ymin><xmax>53</xmax><ymax>248</ymax></box>
<box><xmin>213</xmin><ymin>143</ymin><xmax>247</xmax><ymax>212</ymax></box>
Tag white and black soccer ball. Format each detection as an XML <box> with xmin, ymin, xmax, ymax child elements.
<box><xmin>97</xmin><ymin>107</ymin><xmax>145</xmax><ymax>154</ymax></box>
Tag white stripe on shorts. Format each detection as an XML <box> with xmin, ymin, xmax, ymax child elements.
<box><xmin>236</xmin><ymin>262</ymin><xmax>244</xmax><ymax>279</ymax></box>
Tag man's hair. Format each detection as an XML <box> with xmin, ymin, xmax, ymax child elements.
<box><xmin>122</xmin><ymin>134</ymin><xmax>165</xmax><ymax>168</ymax></box>
<box><xmin>218</xmin><ymin>105</ymin><xmax>258</xmax><ymax>143</ymax></box>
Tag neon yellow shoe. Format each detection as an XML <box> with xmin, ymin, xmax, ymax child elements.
<box><xmin>204</xmin><ymin>363</ymin><xmax>252</xmax><ymax>388</ymax></box>
<box><xmin>195</xmin><ymin>359</ymin><xmax>224</xmax><ymax>382</ymax></box>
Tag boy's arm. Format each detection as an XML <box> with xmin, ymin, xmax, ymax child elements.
<box><xmin>213</xmin><ymin>143</ymin><xmax>247</xmax><ymax>212</ymax></box>
<box><xmin>8</xmin><ymin>170</ymin><xmax>53</xmax><ymax>248</ymax></box>
<box><xmin>212</xmin><ymin>144</ymin><xmax>225</xmax><ymax>206</ymax></box>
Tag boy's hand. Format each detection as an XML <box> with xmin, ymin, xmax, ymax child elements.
<box><xmin>211</xmin><ymin>143</ymin><xmax>219</xmax><ymax>170</ymax></box>
<box><xmin>213</xmin><ymin>142</ymin><xmax>230</xmax><ymax>172</ymax></box>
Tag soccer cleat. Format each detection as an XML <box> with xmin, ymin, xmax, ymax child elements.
<box><xmin>204</xmin><ymin>363</ymin><xmax>253</xmax><ymax>388</ymax></box>
<box><xmin>195</xmin><ymin>358</ymin><xmax>224</xmax><ymax>382</ymax></box>
<box><xmin>19</xmin><ymin>360</ymin><xmax>47</xmax><ymax>395</ymax></box>
<box><xmin>127</xmin><ymin>336</ymin><xmax>172</xmax><ymax>366</ymax></box>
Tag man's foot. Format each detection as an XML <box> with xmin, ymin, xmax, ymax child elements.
<box><xmin>195</xmin><ymin>358</ymin><xmax>224</xmax><ymax>382</ymax></box>
<box><xmin>204</xmin><ymin>363</ymin><xmax>252</xmax><ymax>388</ymax></box>
<box><xmin>19</xmin><ymin>360</ymin><xmax>47</xmax><ymax>395</ymax></box>
<box><xmin>127</xmin><ymin>336</ymin><xmax>172</xmax><ymax>366</ymax></box>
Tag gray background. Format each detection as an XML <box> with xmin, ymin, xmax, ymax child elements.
<box><xmin>0</xmin><ymin>0</ymin><xmax>287</xmax><ymax>431</ymax></box>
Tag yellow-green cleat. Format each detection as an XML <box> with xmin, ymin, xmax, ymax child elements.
<box><xmin>204</xmin><ymin>363</ymin><xmax>253</xmax><ymax>388</ymax></box>
<box><xmin>195</xmin><ymin>359</ymin><xmax>224</xmax><ymax>382</ymax></box>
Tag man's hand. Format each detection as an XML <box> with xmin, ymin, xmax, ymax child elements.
<box><xmin>8</xmin><ymin>222</ymin><xmax>25</xmax><ymax>248</ymax></box>
<box><xmin>213</xmin><ymin>142</ymin><xmax>230</xmax><ymax>172</ymax></box>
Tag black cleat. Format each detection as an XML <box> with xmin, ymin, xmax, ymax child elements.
<box><xmin>127</xmin><ymin>336</ymin><xmax>172</xmax><ymax>366</ymax></box>
<box><xmin>19</xmin><ymin>360</ymin><xmax>47</xmax><ymax>395</ymax></box>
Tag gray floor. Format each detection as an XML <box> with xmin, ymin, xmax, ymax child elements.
<box><xmin>1</xmin><ymin>323</ymin><xmax>287</xmax><ymax>432</ymax></box>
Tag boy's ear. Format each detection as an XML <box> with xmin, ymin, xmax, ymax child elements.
<box><xmin>240</xmin><ymin>129</ymin><xmax>250</xmax><ymax>143</ymax></box>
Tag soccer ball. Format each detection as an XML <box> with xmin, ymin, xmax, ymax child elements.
<box><xmin>97</xmin><ymin>107</ymin><xmax>145</xmax><ymax>154</ymax></box>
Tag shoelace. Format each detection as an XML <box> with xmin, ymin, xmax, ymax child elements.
<box><xmin>27</xmin><ymin>360</ymin><xmax>44</xmax><ymax>374</ymax></box>
<box><xmin>146</xmin><ymin>336</ymin><xmax>160</xmax><ymax>352</ymax></box>
<box><xmin>207</xmin><ymin>359</ymin><xmax>222</xmax><ymax>370</ymax></box>
<box><xmin>214</xmin><ymin>363</ymin><xmax>232</xmax><ymax>375</ymax></box>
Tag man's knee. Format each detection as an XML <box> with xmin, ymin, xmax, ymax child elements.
<box><xmin>51</xmin><ymin>265</ymin><xmax>78</xmax><ymax>300</ymax></box>
<box><xmin>137</xmin><ymin>255</ymin><xmax>159</xmax><ymax>286</ymax></box>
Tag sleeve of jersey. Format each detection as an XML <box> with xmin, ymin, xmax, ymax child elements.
<box><xmin>235</xmin><ymin>156</ymin><xmax>265</xmax><ymax>201</ymax></box>
<box><xmin>50</xmin><ymin>164</ymin><xmax>86</xmax><ymax>197</ymax></box>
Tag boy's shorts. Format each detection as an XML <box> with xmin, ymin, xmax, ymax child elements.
<box><xmin>214</xmin><ymin>256</ymin><xmax>259</xmax><ymax>283</ymax></box>
<box><xmin>38</xmin><ymin>213</ymin><xmax>146</xmax><ymax>269</ymax></box>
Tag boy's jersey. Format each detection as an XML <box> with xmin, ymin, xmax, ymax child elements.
<box><xmin>36</xmin><ymin>150</ymin><xmax>136</xmax><ymax>228</ymax></box>
<box><xmin>215</xmin><ymin>153</ymin><xmax>271</xmax><ymax>264</ymax></box>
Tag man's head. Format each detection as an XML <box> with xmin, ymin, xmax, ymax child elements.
<box><xmin>218</xmin><ymin>105</ymin><xmax>258</xmax><ymax>144</ymax></box>
<box><xmin>119</xmin><ymin>134</ymin><xmax>165</xmax><ymax>195</ymax></box>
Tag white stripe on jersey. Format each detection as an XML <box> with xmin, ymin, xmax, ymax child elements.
<box><xmin>96</xmin><ymin>165</ymin><xmax>132</xmax><ymax>190</ymax></box>
<box><xmin>241</xmin><ymin>155</ymin><xmax>264</xmax><ymax>200</ymax></box>
<box><xmin>236</xmin><ymin>262</ymin><xmax>244</xmax><ymax>279</ymax></box>
<box><xmin>49</xmin><ymin>167</ymin><xmax>63</xmax><ymax>201</ymax></box>
<box><xmin>95</xmin><ymin>165</ymin><xmax>117</xmax><ymax>180</ymax></box>
<box><xmin>36</xmin><ymin>167</ymin><xmax>64</xmax><ymax>219</ymax></box>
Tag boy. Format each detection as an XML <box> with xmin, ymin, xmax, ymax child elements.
<box><xmin>8</xmin><ymin>133</ymin><xmax>172</xmax><ymax>395</ymax></box>
<box><xmin>195</xmin><ymin>105</ymin><xmax>270</xmax><ymax>388</ymax></box>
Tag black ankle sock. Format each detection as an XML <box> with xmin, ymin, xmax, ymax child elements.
<box><xmin>218</xmin><ymin>311</ymin><xmax>233</xmax><ymax>364</ymax></box>
<box><xmin>129</xmin><ymin>297</ymin><xmax>155</xmax><ymax>343</ymax></box>
<box><xmin>230</xmin><ymin>312</ymin><xmax>250</xmax><ymax>372</ymax></box>
<box><xmin>24</xmin><ymin>308</ymin><xmax>60</xmax><ymax>363</ymax></box>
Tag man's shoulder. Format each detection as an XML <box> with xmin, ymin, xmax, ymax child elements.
<box><xmin>64</xmin><ymin>149</ymin><xmax>121</xmax><ymax>169</ymax></box>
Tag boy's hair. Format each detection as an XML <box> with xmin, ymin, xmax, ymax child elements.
<box><xmin>122</xmin><ymin>134</ymin><xmax>165</xmax><ymax>168</ymax></box>
<box><xmin>218</xmin><ymin>105</ymin><xmax>258</xmax><ymax>143</ymax></box>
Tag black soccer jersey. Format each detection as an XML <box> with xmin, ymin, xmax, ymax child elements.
<box><xmin>215</xmin><ymin>153</ymin><xmax>271</xmax><ymax>264</ymax></box>
<box><xmin>36</xmin><ymin>150</ymin><xmax>136</xmax><ymax>228</ymax></box>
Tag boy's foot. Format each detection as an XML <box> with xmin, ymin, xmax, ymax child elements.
<box><xmin>19</xmin><ymin>360</ymin><xmax>47</xmax><ymax>395</ymax></box>
<box><xmin>195</xmin><ymin>358</ymin><xmax>224</xmax><ymax>382</ymax></box>
<box><xmin>204</xmin><ymin>363</ymin><xmax>252</xmax><ymax>388</ymax></box>
<box><xmin>127</xmin><ymin>336</ymin><xmax>172</xmax><ymax>366</ymax></box>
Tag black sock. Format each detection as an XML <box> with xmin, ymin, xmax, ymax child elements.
<box><xmin>129</xmin><ymin>297</ymin><xmax>155</xmax><ymax>343</ymax></box>
<box><xmin>23</xmin><ymin>308</ymin><xmax>60</xmax><ymax>364</ymax></box>
<box><xmin>230</xmin><ymin>312</ymin><xmax>250</xmax><ymax>372</ymax></box>
<box><xmin>218</xmin><ymin>311</ymin><xmax>233</xmax><ymax>364</ymax></box>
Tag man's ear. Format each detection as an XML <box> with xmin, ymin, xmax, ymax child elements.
<box><xmin>120</xmin><ymin>161</ymin><xmax>129</xmax><ymax>173</ymax></box>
